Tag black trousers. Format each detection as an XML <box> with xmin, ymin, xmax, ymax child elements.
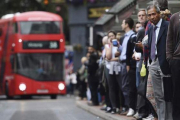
<box><xmin>170</xmin><ymin>59</ymin><xmax>180</xmax><ymax>120</ymax></box>
<box><xmin>88</xmin><ymin>75</ymin><xmax>99</xmax><ymax>105</ymax></box>
<box><xmin>106</xmin><ymin>68</ymin><xmax>124</xmax><ymax>109</ymax></box>
<box><xmin>126</xmin><ymin>69</ymin><xmax>137</xmax><ymax>110</ymax></box>
<box><xmin>104</xmin><ymin>67</ymin><xmax>112</xmax><ymax>108</ymax></box>
<box><xmin>79</xmin><ymin>80</ymin><xmax>87</xmax><ymax>99</ymax></box>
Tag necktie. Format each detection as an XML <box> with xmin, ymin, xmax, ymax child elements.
<box><xmin>151</xmin><ymin>26</ymin><xmax>157</xmax><ymax>60</ymax></box>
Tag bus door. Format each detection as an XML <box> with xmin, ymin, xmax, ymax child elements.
<box><xmin>0</xmin><ymin>22</ymin><xmax>10</xmax><ymax>92</ymax></box>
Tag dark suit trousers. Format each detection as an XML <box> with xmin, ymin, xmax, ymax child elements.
<box><xmin>170</xmin><ymin>59</ymin><xmax>180</xmax><ymax>120</ymax></box>
<box><xmin>126</xmin><ymin>69</ymin><xmax>137</xmax><ymax>110</ymax></box>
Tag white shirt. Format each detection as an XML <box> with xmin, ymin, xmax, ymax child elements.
<box><xmin>120</xmin><ymin>30</ymin><xmax>135</xmax><ymax>61</ymax></box>
<box><xmin>155</xmin><ymin>18</ymin><xmax>162</xmax><ymax>55</ymax></box>
<box><xmin>105</xmin><ymin>44</ymin><xmax>121</xmax><ymax>74</ymax></box>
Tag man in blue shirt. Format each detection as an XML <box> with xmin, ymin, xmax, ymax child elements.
<box><xmin>120</xmin><ymin>17</ymin><xmax>136</xmax><ymax>116</ymax></box>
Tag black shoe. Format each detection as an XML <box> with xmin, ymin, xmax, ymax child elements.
<box><xmin>88</xmin><ymin>102</ymin><xmax>99</xmax><ymax>106</ymax></box>
<box><xmin>111</xmin><ymin>108</ymin><xmax>120</xmax><ymax>114</ymax></box>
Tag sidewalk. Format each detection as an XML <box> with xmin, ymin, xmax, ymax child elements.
<box><xmin>76</xmin><ymin>100</ymin><xmax>136</xmax><ymax>120</ymax></box>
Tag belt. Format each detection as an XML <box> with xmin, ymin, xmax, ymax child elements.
<box><xmin>121</xmin><ymin>60</ymin><xmax>126</xmax><ymax>63</ymax></box>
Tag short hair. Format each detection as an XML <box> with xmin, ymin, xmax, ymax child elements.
<box><xmin>147</xmin><ymin>5</ymin><xmax>160</xmax><ymax>14</ymax></box>
<box><xmin>125</xmin><ymin>17</ymin><xmax>134</xmax><ymax>29</ymax></box>
<box><xmin>107</xmin><ymin>30</ymin><xmax>117</xmax><ymax>36</ymax></box>
<box><xmin>138</xmin><ymin>9</ymin><xmax>147</xmax><ymax>15</ymax></box>
<box><xmin>136</xmin><ymin>21</ymin><xmax>141</xmax><ymax>25</ymax></box>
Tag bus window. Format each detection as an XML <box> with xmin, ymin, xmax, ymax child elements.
<box><xmin>20</xmin><ymin>21</ymin><xmax>60</xmax><ymax>34</ymax></box>
<box><xmin>10</xmin><ymin>54</ymin><xmax>15</xmax><ymax>72</ymax></box>
<box><xmin>13</xmin><ymin>22</ymin><xmax>18</xmax><ymax>33</ymax></box>
<box><xmin>16</xmin><ymin>53</ymin><xmax>64</xmax><ymax>81</ymax></box>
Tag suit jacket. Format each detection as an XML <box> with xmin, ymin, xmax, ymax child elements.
<box><xmin>148</xmin><ymin>19</ymin><xmax>170</xmax><ymax>75</ymax></box>
<box><xmin>135</xmin><ymin>28</ymin><xmax>145</xmax><ymax>53</ymax></box>
<box><xmin>136</xmin><ymin>28</ymin><xmax>145</xmax><ymax>72</ymax></box>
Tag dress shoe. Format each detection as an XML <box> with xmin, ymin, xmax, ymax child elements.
<box><xmin>126</xmin><ymin>108</ymin><xmax>135</xmax><ymax>117</ymax></box>
<box><xmin>87</xmin><ymin>102</ymin><xmax>99</xmax><ymax>106</ymax></box>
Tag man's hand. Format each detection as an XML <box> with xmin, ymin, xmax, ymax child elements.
<box><xmin>126</xmin><ymin>66</ymin><xmax>130</xmax><ymax>72</ymax></box>
<box><xmin>115</xmin><ymin>51</ymin><xmax>120</xmax><ymax>57</ymax></box>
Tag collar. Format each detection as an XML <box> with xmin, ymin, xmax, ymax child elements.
<box><xmin>125</xmin><ymin>30</ymin><xmax>134</xmax><ymax>36</ymax></box>
<box><xmin>155</xmin><ymin>18</ymin><xmax>162</xmax><ymax>28</ymax></box>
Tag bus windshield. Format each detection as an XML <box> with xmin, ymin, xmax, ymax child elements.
<box><xmin>15</xmin><ymin>53</ymin><xmax>64</xmax><ymax>81</ymax></box>
<box><xmin>20</xmin><ymin>21</ymin><xmax>60</xmax><ymax>34</ymax></box>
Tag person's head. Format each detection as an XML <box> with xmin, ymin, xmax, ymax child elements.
<box><xmin>121</xmin><ymin>17</ymin><xmax>134</xmax><ymax>32</ymax></box>
<box><xmin>88</xmin><ymin>46</ymin><xmax>95</xmax><ymax>54</ymax></box>
<box><xmin>147</xmin><ymin>5</ymin><xmax>161</xmax><ymax>25</ymax></box>
<box><xmin>116</xmin><ymin>32</ymin><xmax>122</xmax><ymax>41</ymax></box>
<box><xmin>153</xmin><ymin>0</ymin><xmax>168</xmax><ymax>11</ymax></box>
<box><xmin>102</xmin><ymin>36</ymin><xmax>108</xmax><ymax>45</ymax></box>
<box><xmin>81</xmin><ymin>57</ymin><xmax>87</xmax><ymax>64</ymax></box>
<box><xmin>135</xmin><ymin>22</ymin><xmax>143</xmax><ymax>33</ymax></box>
<box><xmin>137</xmin><ymin>9</ymin><xmax>147</xmax><ymax>24</ymax></box>
<box><xmin>107</xmin><ymin>30</ymin><xmax>116</xmax><ymax>42</ymax></box>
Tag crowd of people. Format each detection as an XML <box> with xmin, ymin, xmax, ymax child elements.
<box><xmin>69</xmin><ymin>3</ymin><xmax>180</xmax><ymax>120</ymax></box>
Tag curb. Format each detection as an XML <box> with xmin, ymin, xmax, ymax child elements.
<box><xmin>76</xmin><ymin>100</ymin><xmax>135</xmax><ymax>120</ymax></box>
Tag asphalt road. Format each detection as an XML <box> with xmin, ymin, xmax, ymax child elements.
<box><xmin>0</xmin><ymin>95</ymin><xmax>103</xmax><ymax>120</ymax></box>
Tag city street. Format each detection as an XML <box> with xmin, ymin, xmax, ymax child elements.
<box><xmin>0</xmin><ymin>95</ymin><xmax>103</xmax><ymax>120</ymax></box>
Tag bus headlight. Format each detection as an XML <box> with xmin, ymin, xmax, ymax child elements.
<box><xmin>19</xmin><ymin>83</ymin><xmax>26</xmax><ymax>91</ymax></box>
<box><xmin>58</xmin><ymin>83</ymin><xmax>65</xmax><ymax>90</ymax></box>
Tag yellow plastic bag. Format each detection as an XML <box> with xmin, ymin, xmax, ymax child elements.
<box><xmin>140</xmin><ymin>63</ymin><xmax>146</xmax><ymax>77</ymax></box>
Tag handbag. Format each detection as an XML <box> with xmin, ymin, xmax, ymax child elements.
<box><xmin>163</xmin><ymin>76</ymin><xmax>173</xmax><ymax>102</ymax></box>
<box><xmin>140</xmin><ymin>62</ymin><xmax>146</xmax><ymax>77</ymax></box>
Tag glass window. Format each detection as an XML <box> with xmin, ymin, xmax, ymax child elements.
<box><xmin>13</xmin><ymin>22</ymin><xmax>18</xmax><ymax>33</ymax></box>
<box><xmin>15</xmin><ymin>53</ymin><xmax>64</xmax><ymax>81</ymax></box>
<box><xmin>20</xmin><ymin>21</ymin><xmax>60</xmax><ymax>34</ymax></box>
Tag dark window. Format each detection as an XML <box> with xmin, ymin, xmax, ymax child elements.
<box><xmin>13</xmin><ymin>22</ymin><xmax>18</xmax><ymax>33</ymax></box>
<box><xmin>0</xmin><ymin>28</ymin><xmax>3</xmax><ymax>36</ymax></box>
<box><xmin>20</xmin><ymin>21</ymin><xmax>60</xmax><ymax>34</ymax></box>
<box><xmin>15</xmin><ymin>53</ymin><xmax>64</xmax><ymax>81</ymax></box>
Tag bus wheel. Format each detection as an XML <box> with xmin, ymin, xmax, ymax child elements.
<box><xmin>50</xmin><ymin>95</ymin><xmax>57</xmax><ymax>99</ymax></box>
<box><xmin>5</xmin><ymin>82</ymin><xmax>13</xmax><ymax>99</ymax></box>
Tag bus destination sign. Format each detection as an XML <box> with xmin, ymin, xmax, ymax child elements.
<box><xmin>23</xmin><ymin>41</ymin><xmax>59</xmax><ymax>49</ymax></box>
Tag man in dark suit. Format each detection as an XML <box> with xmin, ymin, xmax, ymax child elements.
<box><xmin>146</xmin><ymin>5</ymin><xmax>172</xmax><ymax>120</ymax></box>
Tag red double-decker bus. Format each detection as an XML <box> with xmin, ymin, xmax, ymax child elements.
<box><xmin>0</xmin><ymin>11</ymin><xmax>66</xmax><ymax>99</ymax></box>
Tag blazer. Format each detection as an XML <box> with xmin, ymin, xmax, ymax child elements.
<box><xmin>148</xmin><ymin>19</ymin><xmax>171</xmax><ymax>75</ymax></box>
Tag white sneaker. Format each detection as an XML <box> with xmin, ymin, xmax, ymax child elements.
<box><xmin>126</xmin><ymin>108</ymin><xmax>135</xmax><ymax>117</ymax></box>
<box><xmin>133</xmin><ymin>112</ymin><xmax>139</xmax><ymax>118</ymax></box>
<box><xmin>142</xmin><ymin>114</ymin><xmax>154</xmax><ymax>120</ymax></box>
